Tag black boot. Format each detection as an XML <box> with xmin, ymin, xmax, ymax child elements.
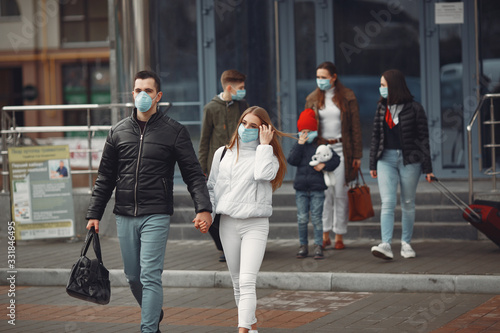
<box><xmin>157</xmin><ymin>309</ymin><xmax>164</xmax><ymax>333</ymax></box>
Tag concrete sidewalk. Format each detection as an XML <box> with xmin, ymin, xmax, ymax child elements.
<box><xmin>1</xmin><ymin>237</ymin><xmax>500</xmax><ymax>294</ymax></box>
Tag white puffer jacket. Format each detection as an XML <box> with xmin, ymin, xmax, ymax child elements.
<box><xmin>207</xmin><ymin>141</ymin><xmax>279</xmax><ymax>219</ymax></box>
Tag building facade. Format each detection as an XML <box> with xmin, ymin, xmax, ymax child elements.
<box><xmin>0</xmin><ymin>0</ymin><xmax>110</xmax><ymax>187</ymax></box>
<box><xmin>1</xmin><ymin>0</ymin><xmax>500</xmax><ymax>184</ymax></box>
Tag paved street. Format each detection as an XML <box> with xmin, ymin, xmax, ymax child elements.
<box><xmin>0</xmin><ymin>286</ymin><xmax>498</xmax><ymax>332</ymax></box>
<box><xmin>0</xmin><ymin>238</ymin><xmax>499</xmax><ymax>332</ymax></box>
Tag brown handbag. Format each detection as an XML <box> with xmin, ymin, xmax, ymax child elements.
<box><xmin>347</xmin><ymin>169</ymin><xmax>375</xmax><ymax>221</ymax></box>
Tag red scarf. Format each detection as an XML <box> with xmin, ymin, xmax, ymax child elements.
<box><xmin>385</xmin><ymin>106</ymin><xmax>396</xmax><ymax>129</ymax></box>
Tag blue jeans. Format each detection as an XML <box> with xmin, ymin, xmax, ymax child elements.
<box><xmin>116</xmin><ymin>214</ymin><xmax>170</xmax><ymax>333</ymax></box>
<box><xmin>377</xmin><ymin>150</ymin><xmax>421</xmax><ymax>244</ymax></box>
<box><xmin>296</xmin><ymin>190</ymin><xmax>325</xmax><ymax>246</ymax></box>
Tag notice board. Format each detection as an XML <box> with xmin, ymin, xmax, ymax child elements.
<box><xmin>8</xmin><ymin>145</ymin><xmax>75</xmax><ymax>240</ymax></box>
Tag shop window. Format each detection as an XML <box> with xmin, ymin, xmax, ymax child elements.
<box><xmin>60</xmin><ymin>0</ymin><xmax>108</xmax><ymax>45</ymax></box>
<box><xmin>62</xmin><ymin>62</ymin><xmax>110</xmax><ymax>137</ymax></box>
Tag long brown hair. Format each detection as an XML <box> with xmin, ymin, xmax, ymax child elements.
<box><xmin>315</xmin><ymin>62</ymin><xmax>347</xmax><ymax>112</ymax></box>
<box><xmin>227</xmin><ymin>106</ymin><xmax>290</xmax><ymax>192</ymax></box>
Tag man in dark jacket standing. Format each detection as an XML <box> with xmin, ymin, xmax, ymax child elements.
<box><xmin>86</xmin><ymin>70</ymin><xmax>212</xmax><ymax>333</ymax></box>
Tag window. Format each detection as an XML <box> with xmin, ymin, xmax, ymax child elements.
<box><xmin>60</xmin><ymin>0</ymin><xmax>108</xmax><ymax>45</ymax></box>
<box><xmin>333</xmin><ymin>0</ymin><xmax>420</xmax><ymax>166</ymax></box>
<box><xmin>62</xmin><ymin>62</ymin><xmax>110</xmax><ymax>136</ymax></box>
<box><xmin>0</xmin><ymin>0</ymin><xmax>20</xmax><ymax>18</ymax></box>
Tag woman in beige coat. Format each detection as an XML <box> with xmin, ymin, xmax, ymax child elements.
<box><xmin>305</xmin><ymin>61</ymin><xmax>363</xmax><ymax>250</ymax></box>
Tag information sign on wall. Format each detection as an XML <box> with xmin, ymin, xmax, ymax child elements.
<box><xmin>435</xmin><ymin>2</ymin><xmax>464</xmax><ymax>24</ymax></box>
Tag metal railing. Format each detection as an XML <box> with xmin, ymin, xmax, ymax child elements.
<box><xmin>467</xmin><ymin>93</ymin><xmax>500</xmax><ymax>204</ymax></box>
<box><xmin>1</xmin><ymin>102</ymin><xmax>171</xmax><ymax>193</ymax></box>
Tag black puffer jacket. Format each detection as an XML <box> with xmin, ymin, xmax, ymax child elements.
<box><xmin>369</xmin><ymin>101</ymin><xmax>433</xmax><ymax>174</ymax></box>
<box><xmin>86</xmin><ymin>110</ymin><xmax>212</xmax><ymax>220</ymax></box>
<box><xmin>287</xmin><ymin>141</ymin><xmax>341</xmax><ymax>191</ymax></box>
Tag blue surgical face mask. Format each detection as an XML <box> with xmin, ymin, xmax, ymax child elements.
<box><xmin>232</xmin><ymin>89</ymin><xmax>246</xmax><ymax>101</ymax></box>
<box><xmin>379</xmin><ymin>86</ymin><xmax>388</xmax><ymax>99</ymax></box>
<box><xmin>305</xmin><ymin>131</ymin><xmax>318</xmax><ymax>143</ymax></box>
<box><xmin>316</xmin><ymin>78</ymin><xmax>332</xmax><ymax>91</ymax></box>
<box><xmin>135</xmin><ymin>91</ymin><xmax>158</xmax><ymax>113</ymax></box>
<box><xmin>238</xmin><ymin>123</ymin><xmax>259</xmax><ymax>143</ymax></box>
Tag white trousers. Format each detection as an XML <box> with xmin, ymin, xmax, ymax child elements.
<box><xmin>219</xmin><ymin>215</ymin><xmax>269</xmax><ymax>330</ymax></box>
<box><xmin>322</xmin><ymin>143</ymin><xmax>349</xmax><ymax>235</ymax></box>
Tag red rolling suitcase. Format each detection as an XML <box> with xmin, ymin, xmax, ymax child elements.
<box><xmin>431</xmin><ymin>177</ymin><xmax>500</xmax><ymax>248</ymax></box>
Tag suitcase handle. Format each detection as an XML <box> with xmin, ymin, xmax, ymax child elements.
<box><xmin>430</xmin><ymin>176</ymin><xmax>482</xmax><ymax>223</ymax></box>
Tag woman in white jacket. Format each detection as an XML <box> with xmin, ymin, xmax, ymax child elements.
<box><xmin>208</xmin><ymin>106</ymin><xmax>288</xmax><ymax>333</ymax></box>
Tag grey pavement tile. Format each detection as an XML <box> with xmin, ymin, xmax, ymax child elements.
<box><xmin>346</xmin><ymin>318</ymin><xmax>384</xmax><ymax>328</ymax></box>
<box><xmin>374</xmin><ymin>315</ymin><xmax>409</xmax><ymax>328</ymax></box>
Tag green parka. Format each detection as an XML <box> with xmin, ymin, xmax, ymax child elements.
<box><xmin>199</xmin><ymin>95</ymin><xmax>248</xmax><ymax>175</ymax></box>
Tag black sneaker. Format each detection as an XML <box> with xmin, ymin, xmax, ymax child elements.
<box><xmin>313</xmin><ymin>245</ymin><xmax>324</xmax><ymax>260</ymax></box>
<box><xmin>296</xmin><ymin>245</ymin><xmax>308</xmax><ymax>259</ymax></box>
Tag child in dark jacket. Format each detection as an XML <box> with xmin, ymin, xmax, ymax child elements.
<box><xmin>287</xmin><ymin>108</ymin><xmax>340</xmax><ymax>259</ymax></box>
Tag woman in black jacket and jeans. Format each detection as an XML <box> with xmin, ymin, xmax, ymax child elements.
<box><xmin>369</xmin><ymin>69</ymin><xmax>434</xmax><ymax>260</ymax></box>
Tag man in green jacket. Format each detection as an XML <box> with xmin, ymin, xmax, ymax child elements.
<box><xmin>199</xmin><ymin>69</ymin><xmax>249</xmax><ymax>176</ymax></box>
<box><xmin>199</xmin><ymin>69</ymin><xmax>248</xmax><ymax>262</ymax></box>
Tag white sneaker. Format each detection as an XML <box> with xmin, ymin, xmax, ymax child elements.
<box><xmin>371</xmin><ymin>242</ymin><xmax>393</xmax><ymax>260</ymax></box>
<box><xmin>401</xmin><ymin>241</ymin><xmax>416</xmax><ymax>258</ymax></box>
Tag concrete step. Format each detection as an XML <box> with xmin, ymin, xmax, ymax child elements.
<box><xmin>171</xmin><ymin>205</ymin><xmax>466</xmax><ymax>224</ymax></box>
<box><xmin>166</xmin><ymin>180</ymin><xmax>483</xmax><ymax>241</ymax></box>
<box><xmin>165</xmin><ymin>221</ymin><xmax>479</xmax><ymax>241</ymax></box>
<box><xmin>172</xmin><ymin>181</ymin><xmax>471</xmax><ymax>207</ymax></box>
<box><xmin>0</xmin><ymin>179</ymin><xmax>490</xmax><ymax>240</ymax></box>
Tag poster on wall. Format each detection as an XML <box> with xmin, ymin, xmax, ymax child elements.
<box><xmin>8</xmin><ymin>145</ymin><xmax>75</xmax><ymax>240</ymax></box>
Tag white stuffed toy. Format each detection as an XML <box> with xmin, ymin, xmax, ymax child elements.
<box><xmin>309</xmin><ymin>144</ymin><xmax>336</xmax><ymax>187</ymax></box>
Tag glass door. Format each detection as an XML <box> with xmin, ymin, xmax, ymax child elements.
<box><xmin>422</xmin><ymin>0</ymin><xmax>480</xmax><ymax>178</ymax></box>
<box><xmin>278</xmin><ymin>0</ymin><xmax>421</xmax><ymax>175</ymax></box>
<box><xmin>332</xmin><ymin>0</ymin><xmax>421</xmax><ymax>172</ymax></box>
<box><xmin>276</xmin><ymin>0</ymin><xmax>335</xmax><ymax>179</ymax></box>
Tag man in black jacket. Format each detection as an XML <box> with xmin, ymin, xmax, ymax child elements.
<box><xmin>86</xmin><ymin>70</ymin><xmax>212</xmax><ymax>333</ymax></box>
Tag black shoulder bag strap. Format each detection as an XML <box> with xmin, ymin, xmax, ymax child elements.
<box><xmin>211</xmin><ymin>147</ymin><xmax>228</xmax><ymax>231</ymax></box>
<box><xmin>220</xmin><ymin>146</ymin><xmax>227</xmax><ymax>161</ymax></box>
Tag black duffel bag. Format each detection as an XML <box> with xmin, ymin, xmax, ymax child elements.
<box><xmin>66</xmin><ymin>227</ymin><xmax>111</xmax><ymax>305</ymax></box>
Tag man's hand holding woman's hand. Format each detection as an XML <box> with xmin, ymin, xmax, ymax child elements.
<box><xmin>193</xmin><ymin>211</ymin><xmax>212</xmax><ymax>233</ymax></box>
